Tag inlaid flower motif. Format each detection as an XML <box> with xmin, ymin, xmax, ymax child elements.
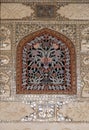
<box><xmin>0</xmin><ymin>55</ymin><xmax>10</xmax><ymax>65</ymax></box>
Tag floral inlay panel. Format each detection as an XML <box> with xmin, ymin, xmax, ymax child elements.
<box><xmin>16</xmin><ymin>28</ymin><xmax>76</xmax><ymax>94</ymax></box>
<box><xmin>36</xmin><ymin>4</ymin><xmax>56</xmax><ymax>18</ymax></box>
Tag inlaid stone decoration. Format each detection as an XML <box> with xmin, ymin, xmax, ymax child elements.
<box><xmin>0</xmin><ymin>25</ymin><xmax>11</xmax><ymax>50</ymax></box>
<box><xmin>80</xmin><ymin>26</ymin><xmax>89</xmax><ymax>52</ymax></box>
<box><xmin>1</xmin><ymin>1</ymin><xmax>89</xmax><ymax>129</ymax></box>
<box><xmin>0</xmin><ymin>55</ymin><xmax>10</xmax><ymax>66</ymax></box>
<box><xmin>1</xmin><ymin>3</ymin><xmax>34</xmax><ymax>19</ymax></box>
<box><xmin>36</xmin><ymin>4</ymin><xmax>56</xmax><ymax>18</ymax></box>
<box><xmin>16</xmin><ymin>28</ymin><xmax>76</xmax><ymax>94</ymax></box>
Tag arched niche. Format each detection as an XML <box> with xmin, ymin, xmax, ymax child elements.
<box><xmin>16</xmin><ymin>28</ymin><xmax>76</xmax><ymax>94</ymax></box>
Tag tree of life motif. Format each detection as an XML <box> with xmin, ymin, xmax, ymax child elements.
<box><xmin>16</xmin><ymin>28</ymin><xmax>76</xmax><ymax>94</ymax></box>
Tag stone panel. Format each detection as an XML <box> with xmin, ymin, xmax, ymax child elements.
<box><xmin>0</xmin><ymin>102</ymin><xmax>33</xmax><ymax>121</ymax></box>
<box><xmin>0</xmin><ymin>123</ymin><xmax>89</xmax><ymax>130</ymax></box>
<box><xmin>59</xmin><ymin>101</ymin><xmax>89</xmax><ymax>121</ymax></box>
<box><xmin>1</xmin><ymin>3</ymin><xmax>34</xmax><ymax>19</ymax></box>
<box><xmin>0</xmin><ymin>1</ymin><xmax>89</xmax><ymax>129</ymax></box>
<box><xmin>57</xmin><ymin>4</ymin><xmax>89</xmax><ymax>20</ymax></box>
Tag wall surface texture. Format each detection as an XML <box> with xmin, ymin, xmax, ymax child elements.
<box><xmin>0</xmin><ymin>0</ymin><xmax>89</xmax><ymax>130</ymax></box>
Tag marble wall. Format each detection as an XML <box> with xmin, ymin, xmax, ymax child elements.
<box><xmin>0</xmin><ymin>0</ymin><xmax>89</xmax><ymax>130</ymax></box>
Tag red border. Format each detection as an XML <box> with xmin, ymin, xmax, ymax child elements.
<box><xmin>16</xmin><ymin>28</ymin><xmax>77</xmax><ymax>94</ymax></box>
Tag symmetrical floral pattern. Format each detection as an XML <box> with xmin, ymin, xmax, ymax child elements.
<box><xmin>16</xmin><ymin>28</ymin><xmax>76</xmax><ymax>94</ymax></box>
<box><xmin>0</xmin><ymin>19</ymin><xmax>89</xmax><ymax>124</ymax></box>
<box><xmin>36</xmin><ymin>4</ymin><xmax>56</xmax><ymax>18</ymax></box>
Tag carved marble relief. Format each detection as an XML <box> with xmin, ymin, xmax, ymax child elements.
<box><xmin>1</xmin><ymin>3</ymin><xmax>89</xmax><ymax>21</ymax></box>
<box><xmin>1</xmin><ymin>3</ymin><xmax>34</xmax><ymax>19</ymax></box>
<box><xmin>80</xmin><ymin>55</ymin><xmax>89</xmax><ymax>97</ymax></box>
<box><xmin>81</xmin><ymin>72</ymin><xmax>89</xmax><ymax>97</ymax></box>
<box><xmin>83</xmin><ymin>56</ymin><xmax>89</xmax><ymax>65</ymax></box>
<box><xmin>0</xmin><ymin>72</ymin><xmax>9</xmax><ymax>83</ymax></box>
<box><xmin>0</xmin><ymin>24</ymin><xmax>12</xmax><ymax>97</ymax></box>
<box><xmin>20</xmin><ymin>100</ymin><xmax>89</xmax><ymax>122</ymax></box>
<box><xmin>57</xmin><ymin>4</ymin><xmax>89</xmax><ymax>20</ymax></box>
<box><xmin>0</xmin><ymin>21</ymin><xmax>89</xmax><ymax>123</ymax></box>
<box><xmin>0</xmin><ymin>55</ymin><xmax>10</xmax><ymax>66</ymax></box>
<box><xmin>79</xmin><ymin>24</ymin><xmax>89</xmax><ymax>98</ymax></box>
<box><xmin>0</xmin><ymin>72</ymin><xmax>10</xmax><ymax>96</ymax></box>
<box><xmin>21</xmin><ymin>100</ymin><xmax>73</xmax><ymax>122</ymax></box>
<box><xmin>0</xmin><ymin>84</ymin><xmax>10</xmax><ymax>97</ymax></box>
<box><xmin>80</xmin><ymin>25</ymin><xmax>89</xmax><ymax>52</ymax></box>
<box><xmin>0</xmin><ymin>25</ymin><xmax>12</xmax><ymax>50</ymax></box>
<box><xmin>0</xmin><ymin>1</ymin><xmax>89</xmax><ymax>128</ymax></box>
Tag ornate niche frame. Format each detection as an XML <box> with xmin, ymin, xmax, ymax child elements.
<box><xmin>16</xmin><ymin>28</ymin><xmax>76</xmax><ymax>94</ymax></box>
